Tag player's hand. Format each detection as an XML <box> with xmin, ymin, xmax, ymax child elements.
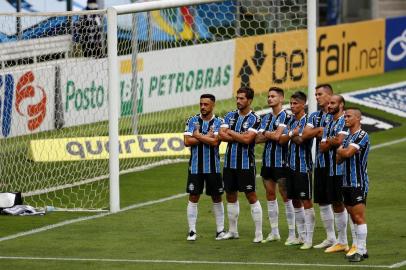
<box><xmin>207</xmin><ymin>127</ymin><xmax>215</xmax><ymax>137</ymax></box>
<box><xmin>316</xmin><ymin>127</ymin><xmax>324</xmax><ymax>138</ymax></box>
<box><xmin>293</xmin><ymin>127</ymin><xmax>300</xmax><ymax>136</ymax></box>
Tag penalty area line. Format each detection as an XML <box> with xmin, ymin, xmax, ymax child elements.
<box><xmin>0</xmin><ymin>256</ymin><xmax>393</xmax><ymax>268</ymax></box>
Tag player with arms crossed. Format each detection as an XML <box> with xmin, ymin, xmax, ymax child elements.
<box><xmin>184</xmin><ymin>94</ymin><xmax>225</xmax><ymax>241</ymax></box>
<box><xmin>301</xmin><ymin>84</ymin><xmax>337</xmax><ymax>249</ymax></box>
<box><xmin>219</xmin><ymin>87</ymin><xmax>263</xmax><ymax>243</ymax></box>
<box><xmin>255</xmin><ymin>87</ymin><xmax>296</xmax><ymax>244</ymax></box>
<box><xmin>337</xmin><ymin>108</ymin><xmax>370</xmax><ymax>262</ymax></box>
<box><xmin>280</xmin><ymin>91</ymin><xmax>315</xmax><ymax>249</ymax></box>
<box><xmin>319</xmin><ymin>95</ymin><xmax>353</xmax><ymax>254</ymax></box>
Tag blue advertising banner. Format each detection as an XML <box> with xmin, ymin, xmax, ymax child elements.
<box><xmin>342</xmin><ymin>81</ymin><xmax>406</xmax><ymax>118</ymax></box>
<box><xmin>385</xmin><ymin>16</ymin><xmax>406</xmax><ymax>71</ymax></box>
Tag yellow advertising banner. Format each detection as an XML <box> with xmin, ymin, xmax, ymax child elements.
<box><xmin>233</xmin><ymin>19</ymin><xmax>385</xmax><ymax>94</ymax></box>
<box><xmin>29</xmin><ymin>133</ymin><xmax>227</xmax><ymax>162</ymax></box>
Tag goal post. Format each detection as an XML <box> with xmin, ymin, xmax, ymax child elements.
<box><xmin>107</xmin><ymin>0</ymin><xmax>317</xmax><ymax>212</ymax></box>
<box><xmin>0</xmin><ymin>0</ymin><xmax>316</xmax><ymax>212</ymax></box>
<box><xmin>107</xmin><ymin>0</ymin><xmax>230</xmax><ymax>212</ymax></box>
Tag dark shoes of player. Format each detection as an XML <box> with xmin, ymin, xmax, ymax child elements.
<box><xmin>348</xmin><ymin>252</ymin><xmax>369</xmax><ymax>262</ymax></box>
<box><xmin>215</xmin><ymin>230</ymin><xmax>226</xmax><ymax>240</ymax></box>
<box><xmin>187</xmin><ymin>231</ymin><xmax>197</xmax><ymax>241</ymax></box>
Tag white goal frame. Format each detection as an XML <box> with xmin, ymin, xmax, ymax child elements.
<box><xmin>107</xmin><ymin>0</ymin><xmax>317</xmax><ymax>213</ymax></box>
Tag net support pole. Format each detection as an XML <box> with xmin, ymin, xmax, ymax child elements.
<box><xmin>307</xmin><ymin>0</ymin><xmax>317</xmax><ymax>161</ymax></box>
<box><xmin>307</xmin><ymin>0</ymin><xmax>317</xmax><ymax>113</ymax></box>
<box><xmin>131</xmin><ymin>13</ymin><xmax>139</xmax><ymax>134</ymax></box>
<box><xmin>107</xmin><ymin>7</ymin><xmax>120</xmax><ymax>213</ymax></box>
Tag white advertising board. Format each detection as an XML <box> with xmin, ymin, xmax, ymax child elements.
<box><xmin>0</xmin><ymin>66</ymin><xmax>55</xmax><ymax>138</ymax></box>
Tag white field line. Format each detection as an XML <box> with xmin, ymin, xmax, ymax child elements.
<box><xmin>369</xmin><ymin>137</ymin><xmax>406</xmax><ymax>150</ymax></box>
<box><xmin>0</xmin><ymin>256</ymin><xmax>392</xmax><ymax>268</ymax></box>
<box><xmin>0</xmin><ymin>193</ymin><xmax>187</xmax><ymax>243</ymax></box>
<box><xmin>389</xmin><ymin>260</ymin><xmax>406</xmax><ymax>268</ymax></box>
<box><xmin>1</xmin><ymin>137</ymin><xmax>405</xmax><ymax>249</ymax></box>
<box><xmin>23</xmin><ymin>158</ymin><xmax>188</xmax><ymax>197</ymax></box>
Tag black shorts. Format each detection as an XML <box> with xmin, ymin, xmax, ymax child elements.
<box><xmin>186</xmin><ymin>172</ymin><xmax>224</xmax><ymax>196</ymax></box>
<box><xmin>326</xmin><ymin>175</ymin><xmax>344</xmax><ymax>203</ymax></box>
<box><xmin>223</xmin><ymin>167</ymin><xmax>256</xmax><ymax>193</ymax></box>
<box><xmin>260</xmin><ymin>167</ymin><xmax>288</xmax><ymax>182</ymax></box>
<box><xmin>287</xmin><ymin>169</ymin><xmax>312</xmax><ymax>200</ymax></box>
<box><xmin>342</xmin><ymin>186</ymin><xmax>367</xmax><ymax>206</ymax></box>
<box><xmin>314</xmin><ymin>167</ymin><xmax>337</xmax><ymax>204</ymax></box>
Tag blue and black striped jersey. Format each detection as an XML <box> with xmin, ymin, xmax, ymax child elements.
<box><xmin>221</xmin><ymin>110</ymin><xmax>261</xmax><ymax>169</ymax></box>
<box><xmin>341</xmin><ymin>129</ymin><xmax>370</xmax><ymax>192</ymax></box>
<box><xmin>307</xmin><ymin>110</ymin><xmax>332</xmax><ymax>168</ymax></box>
<box><xmin>322</xmin><ymin>114</ymin><xmax>349</xmax><ymax>176</ymax></box>
<box><xmin>259</xmin><ymin>110</ymin><xmax>290</xmax><ymax>168</ymax></box>
<box><xmin>286</xmin><ymin>114</ymin><xmax>313</xmax><ymax>173</ymax></box>
<box><xmin>184</xmin><ymin>114</ymin><xmax>222</xmax><ymax>174</ymax></box>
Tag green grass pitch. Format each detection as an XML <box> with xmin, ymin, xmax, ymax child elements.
<box><xmin>0</xmin><ymin>69</ymin><xmax>406</xmax><ymax>269</ymax></box>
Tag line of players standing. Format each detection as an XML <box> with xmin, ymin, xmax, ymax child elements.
<box><xmin>183</xmin><ymin>85</ymin><xmax>370</xmax><ymax>263</ymax></box>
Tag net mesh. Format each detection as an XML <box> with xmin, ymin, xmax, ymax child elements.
<box><xmin>0</xmin><ymin>0</ymin><xmax>308</xmax><ymax>210</ymax></box>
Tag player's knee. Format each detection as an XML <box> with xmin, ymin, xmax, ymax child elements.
<box><xmin>211</xmin><ymin>195</ymin><xmax>222</xmax><ymax>203</ymax></box>
<box><xmin>332</xmin><ymin>202</ymin><xmax>345</xmax><ymax>212</ymax></box>
<box><xmin>292</xmin><ymin>199</ymin><xmax>302</xmax><ymax>208</ymax></box>
<box><xmin>352</xmin><ymin>210</ymin><xmax>366</xmax><ymax>224</ymax></box>
<box><xmin>303</xmin><ymin>200</ymin><xmax>313</xmax><ymax>209</ymax></box>
<box><xmin>189</xmin><ymin>194</ymin><xmax>200</xmax><ymax>203</ymax></box>
<box><xmin>266</xmin><ymin>191</ymin><xmax>276</xmax><ymax>201</ymax></box>
<box><xmin>245</xmin><ymin>192</ymin><xmax>257</xmax><ymax>204</ymax></box>
<box><xmin>226</xmin><ymin>192</ymin><xmax>238</xmax><ymax>203</ymax></box>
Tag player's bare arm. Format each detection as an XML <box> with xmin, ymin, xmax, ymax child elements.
<box><xmin>192</xmin><ymin>126</ymin><xmax>220</xmax><ymax>147</ymax></box>
<box><xmin>184</xmin><ymin>135</ymin><xmax>200</xmax><ymax>147</ymax></box>
<box><xmin>279</xmin><ymin>132</ymin><xmax>291</xmax><ymax>145</ymax></box>
<box><xmin>264</xmin><ymin>125</ymin><xmax>285</xmax><ymax>141</ymax></box>
<box><xmin>255</xmin><ymin>132</ymin><xmax>267</xmax><ymax>144</ymax></box>
<box><xmin>219</xmin><ymin>127</ymin><xmax>234</xmax><ymax>142</ymax></box>
<box><xmin>302</xmin><ymin>125</ymin><xmax>322</xmax><ymax>140</ymax></box>
<box><xmin>322</xmin><ymin>133</ymin><xmax>346</xmax><ymax>152</ymax></box>
<box><xmin>330</xmin><ymin>133</ymin><xmax>347</xmax><ymax>147</ymax></box>
<box><xmin>336</xmin><ymin>145</ymin><xmax>358</xmax><ymax>159</ymax></box>
<box><xmin>319</xmin><ymin>132</ymin><xmax>332</xmax><ymax>152</ymax></box>
<box><xmin>290</xmin><ymin>126</ymin><xmax>305</xmax><ymax>145</ymax></box>
<box><xmin>227</xmin><ymin>129</ymin><xmax>257</xmax><ymax>145</ymax></box>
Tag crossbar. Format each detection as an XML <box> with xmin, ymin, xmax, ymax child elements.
<box><xmin>113</xmin><ymin>0</ymin><xmax>225</xmax><ymax>15</ymax></box>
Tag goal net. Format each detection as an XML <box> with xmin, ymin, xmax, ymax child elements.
<box><xmin>0</xmin><ymin>0</ymin><xmax>310</xmax><ymax>211</ymax></box>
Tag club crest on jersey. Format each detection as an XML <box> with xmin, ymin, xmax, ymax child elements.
<box><xmin>243</xmin><ymin>122</ymin><xmax>249</xmax><ymax>129</ymax></box>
